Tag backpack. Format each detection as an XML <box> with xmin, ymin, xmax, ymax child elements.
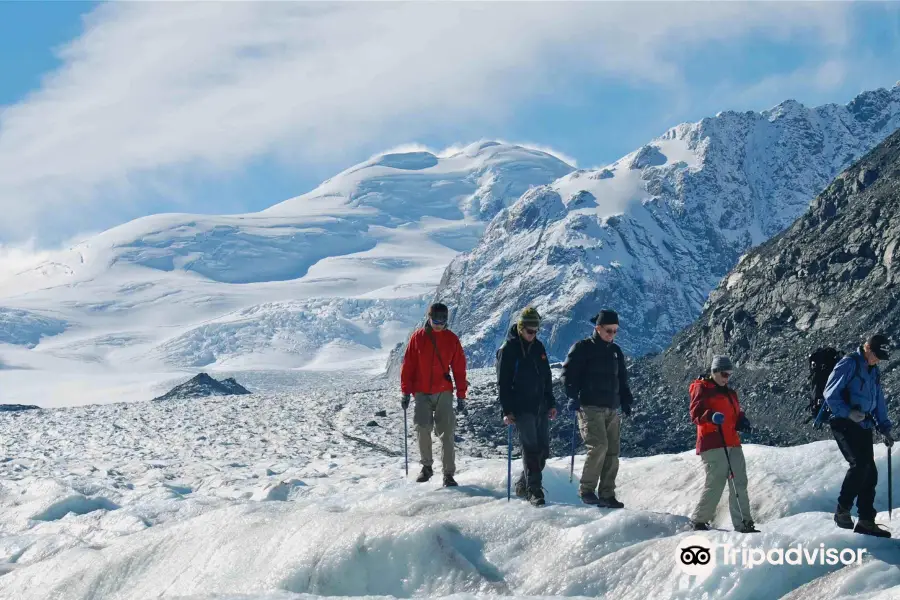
<box><xmin>809</xmin><ymin>347</ymin><xmax>877</xmax><ymax>429</ymax></box>
<box><xmin>807</xmin><ymin>346</ymin><xmax>841</xmax><ymax>422</ymax></box>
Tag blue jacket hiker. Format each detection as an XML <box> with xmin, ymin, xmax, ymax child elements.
<box><xmin>825</xmin><ymin>334</ymin><xmax>894</xmax><ymax>538</ymax></box>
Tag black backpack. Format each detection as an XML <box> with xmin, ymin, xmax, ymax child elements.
<box><xmin>807</xmin><ymin>347</ymin><xmax>841</xmax><ymax>423</ymax></box>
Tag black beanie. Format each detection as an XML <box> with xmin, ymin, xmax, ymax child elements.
<box><xmin>590</xmin><ymin>309</ymin><xmax>619</xmax><ymax>326</ymax></box>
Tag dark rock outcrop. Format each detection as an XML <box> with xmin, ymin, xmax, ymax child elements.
<box><xmin>153</xmin><ymin>373</ymin><xmax>251</xmax><ymax>401</ymax></box>
<box><xmin>625</xmin><ymin>126</ymin><xmax>900</xmax><ymax>454</ymax></box>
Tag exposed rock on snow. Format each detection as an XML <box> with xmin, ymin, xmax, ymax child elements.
<box><xmin>152</xmin><ymin>373</ymin><xmax>251</xmax><ymax>401</ymax></box>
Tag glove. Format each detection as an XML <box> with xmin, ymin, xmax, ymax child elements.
<box><xmin>456</xmin><ymin>398</ymin><xmax>468</xmax><ymax>416</ymax></box>
<box><xmin>848</xmin><ymin>409</ymin><xmax>866</xmax><ymax>423</ymax></box>
<box><xmin>401</xmin><ymin>394</ymin><xmax>410</xmax><ymax>410</ymax></box>
<box><xmin>711</xmin><ymin>412</ymin><xmax>725</xmax><ymax>425</ymax></box>
<box><xmin>621</xmin><ymin>403</ymin><xmax>632</xmax><ymax>417</ymax></box>
<box><xmin>736</xmin><ymin>415</ymin><xmax>751</xmax><ymax>432</ymax></box>
<box><xmin>504</xmin><ymin>413</ymin><xmax>515</xmax><ymax>425</ymax></box>
<box><xmin>567</xmin><ymin>397</ymin><xmax>581</xmax><ymax>412</ymax></box>
<box><xmin>885</xmin><ymin>433</ymin><xmax>895</xmax><ymax>448</ymax></box>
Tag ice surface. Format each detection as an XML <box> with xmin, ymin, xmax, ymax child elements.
<box><xmin>2</xmin><ymin>370</ymin><xmax>900</xmax><ymax>600</ymax></box>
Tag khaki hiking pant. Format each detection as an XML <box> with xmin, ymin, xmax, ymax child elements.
<box><xmin>414</xmin><ymin>391</ymin><xmax>456</xmax><ymax>476</ymax></box>
<box><xmin>577</xmin><ymin>406</ymin><xmax>620</xmax><ymax>498</ymax></box>
<box><xmin>691</xmin><ymin>446</ymin><xmax>752</xmax><ymax>528</ymax></box>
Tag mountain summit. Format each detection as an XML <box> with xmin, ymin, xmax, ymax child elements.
<box><xmin>432</xmin><ymin>86</ymin><xmax>900</xmax><ymax>366</ymax></box>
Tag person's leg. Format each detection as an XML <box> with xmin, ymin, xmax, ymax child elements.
<box><xmin>831</xmin><ymin>419</ymin><xmax>867</xmax><ymax>513</ymax></box>
<box><xmin>433</xmin><ymin>391</ymin><xmax>456</xmax><ymax>478</ymax></box>
<box><xmin>853</xmin><ymin>427</ymin><xmax>877</xmax><ymax>521</ymax></box>
<box><xmin>597</xmin><ymin>408</ymin><xmax>621</xmax><ymax>501</ymax></box>
<box><xmin>725</xmin><ymin>447</ymin><xmax>752</xmax><ymax>529</ymax></box>
<box><xmin>577</xmin><ymin>407</ymin><xmax>608</xmax><ymax>501</ymax></box>
<box><xmin>691</xmin><ymin>449</ymin><xmax>729</xmax><ymax>526</ymax></box>
<box><xmin>515</xmin><ymin>413</ymin><xmax>541</xmax><ymax>489</ymax></box>
<box><xmin>413</xmin><ymin>393</ymin><xmax>436</xmax><ymax>480</ymax></box>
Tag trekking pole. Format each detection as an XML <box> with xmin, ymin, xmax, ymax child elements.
<box><xmin>718</xmin><ymin>424</ymin><xmax>746</xmax><ymax>524</ymax></box>
<box><xmin>889</xmin><ymin>445</ymin><xmax>892</xmax><ymax>520</ymax></box>
<box><xmin>569</xmin><ymin>413</ymin><xmax>577</xmax><ymax>484</ymax></box>
<box><xmin>507</xmin><ymin>424</ymin><xmax>513</xmax><ymax>501</ymax></box>
<box><xmin>403</xmin><ymin>407</ymin><xmax>409</xmax><ymax>477</ymax></box>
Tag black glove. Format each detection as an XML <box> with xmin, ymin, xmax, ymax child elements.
<box><xmin>878</xmin><ymin>425</ymin><xmax>894</xmax><ymax>447</ymax></box>
<box><xmin>456</xmin><ymin>398</ymin><xmax>468</xmax><ymax>416</ymax></box>
<box><xmin>401</xmin><ymin>394</ymin><xmax>410</xmax><ymax>410</ymax></box>
<box><xmin>621</xmin><ymin>403</ymin><xmax>632</xmax><ymax>417</ymax></box>
<box><xmin>736</xmin><ymin>415</ymin><xmax>752</xmax><ymax>432</ymax></box>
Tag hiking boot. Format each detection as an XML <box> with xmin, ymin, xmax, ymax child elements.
<box><xmin>515</xmin><ymin>477</ymin><xmax>527</xmax><ymax>498</ymax></box>
<box><xmin>834</xmin><ymin>504</ymin><xmax>854</xmax><ymax>530</ymax></box>
<box><xmin>443</xmin><ymin>474</ymin><xmax>458</xmax><ymax>487</ymax></box>
<box><xmin>854</xmin><ymin>519</ymin><xmax>891</xmax><ymax>538</ymax></box>
<box><xmin>692</xmin><ymin>521</ymin><xmax>711</xmax><ymax>531</ymax></box>
<box><xmin>737</xmin><ymin>521</ymin><xmax>760</xmax><ymax>533</ymax></box>
<box><xmin>579</xmin><ymin>490</ymin><xmax>600</xmax><ymax>505</ymax></box>
<box><xmin>415</xmin><ymin>466</ymin><xmax>433</xmax><ymax>483</ymax></box>
<box><xmin>597</xmin><ymin>496</ymin><xmax>625</xmax><ymax>509</ymax></box>
<box><xmin>527</xmin><ymin>486</ymin><xmax>546</xmax><ymax>507</ymax></box>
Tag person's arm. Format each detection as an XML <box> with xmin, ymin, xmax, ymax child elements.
<box><xmin>561</xmin><ymin>342</ymin><xmax>585</xmax><ymax>401</ymax></box>
<box><xmin>450</xmin><ymin>335</ymin><xmax>468</xmax><ymax>399</ymax></box>
<box><xmin>689</xmin><ymin>384</ymin><xmax>711</xmax><ymax>425</ymax></box>
<box><xmin>618</xmin><ymin>349</ymin><xmax>634</xmax><ymax>412</ymax></box>
<box><xmin>541</xmin><ymin>343</ymin><xmax>557</xmax><ymax>412</ymax></box>
<box><xmin>400</xmin><ymin>333</ymin><xmax>418</xmax><ymax>396</ymax></box>
<box><xmin>497</xmin><ymin>343</ymin><xmax>515</xmax><ymax>416</ymax></box>
<box><xmin>875</xmin><ymin>376</ymin><xmax>891</xmax><ymax>432</ymax></box>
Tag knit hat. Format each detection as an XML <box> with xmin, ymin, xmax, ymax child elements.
<box><xmin>590</xmin><ymin>309</ymin><xmax>619</xmax><ymax>326</ymax></box>
<box><xmin>711</xmin><ymin>355</ymin><xmax>734</xmax><ymax>373</ymax></box>
<box><xmin>518</xmin><ymin>307</ymin><xmax>542</xmax><ymax>328</ymax></box>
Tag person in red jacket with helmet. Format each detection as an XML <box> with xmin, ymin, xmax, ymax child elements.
<box><xmin>689</xmin><ymin>355</ymin><xmax>759</xmax><ymax>533</ymax></box>
<box><xmin>400</xmin><ymin>303</ymin><xmax>468</xmax><ymax>486</ymax></box>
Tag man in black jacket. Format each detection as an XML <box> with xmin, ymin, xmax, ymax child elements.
<box><xmin>497</xmin><ymin>307</ymin><xmax>558</xmax><ymax>506</ymax></box>
<box><xmin>561</xmin><ymin>309</ymin><xmax>634</xmax><ymax>507</ymax></box>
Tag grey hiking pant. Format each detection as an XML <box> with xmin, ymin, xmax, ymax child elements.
<box><xmin>413</xmin><ymin>391</ymin><xmax>456</xmax><ymax>476</ymax></box>
<box><xmin>514</xmin><ymin>411</ymin><xmax>551</xmax><ymax>489</ymax></box>
<box><xmin>691</xmin><ymin>446</ymin><xmax>752</xmax><ymax>528</ymax></box>
<box><xmin>577</xmin><ymin>406</ymin><xmax>620</xmax><ymax>498</ymax></box>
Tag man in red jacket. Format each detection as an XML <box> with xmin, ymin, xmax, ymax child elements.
<box><xmin>688</xmin><ymin>355</ymin><xmax>759</xmax><ymax>533</ymax></box>
<box><xmin>400</xmin><ymin>303</ymin><xmax>468</xmax><ymax>486</ymax></box>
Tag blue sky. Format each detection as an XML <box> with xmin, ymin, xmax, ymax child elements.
<box><xmin>0</xmin><ymin>2</ymin><xmax>899</xmax><ymax>247</ymax></box>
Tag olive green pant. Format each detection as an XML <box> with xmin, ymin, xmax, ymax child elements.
<box><xmin>577</xmin><ymin>406</ymin><xmax>621</xmax><ymax>498</ymax></box>
<box><xmin>414</xmin><ymin>391</ymin><xmax>456</xmax><ymax>476</ymax></box>
<box><xmin>691</xmin><ymin>446</ymin><xmax>751</xmax><ymax>528</ymax></box>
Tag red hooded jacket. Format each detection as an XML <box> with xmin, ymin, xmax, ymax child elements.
<box><xmin>400</xmin><ymin>326</ymin><xmax>468</xmax><ymax>398</ymax></box>
<box><xmin>689</xmin><ymin>377</ymin><xmax>743</xmax><ymax>454</ymax></box>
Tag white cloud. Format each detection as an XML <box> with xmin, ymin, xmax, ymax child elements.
<box><xmin>0</xmin><ymin>1</ymin><xmax>852</xmax><ymax>242</ymax></box>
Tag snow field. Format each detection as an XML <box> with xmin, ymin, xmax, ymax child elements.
<box><xmin>3</xmin><ymin>371</ymin><xmax>900</xmax><ymax>600</ymax></box>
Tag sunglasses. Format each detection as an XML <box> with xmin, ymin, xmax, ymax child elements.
<box><xmin>718</xmin><ymin>371</ymin><xmax>733</xmax><ymax>378</ymax></box>
<box><xmin>523</xmin><ymin>327</ymin><xmax>538</xmax><ymax>335</ymax></box>
<box><xmin>601</xmin><ymin>327</ymin><xmax>618</xmax><ymax>335</ymax></box>
<box><xmin>431</xmin><ymin>318</ymin><xmax>447</xmax><ymax>326</ymax></box>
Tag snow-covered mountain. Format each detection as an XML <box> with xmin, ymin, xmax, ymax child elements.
<box><xmin>432</xmin><ymin>85</ymin><xmax>900</xmax><ymax>366</ymax></box>
<box><xmin>0</xmin><ymin>143</ymin><xmax>573</xmax><ymax>406</ymax></box>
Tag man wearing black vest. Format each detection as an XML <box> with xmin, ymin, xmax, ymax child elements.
<box><xmin>561</xmin><ymin>309</ymin><xmax>634</xmax><ymax>507</ymax></box>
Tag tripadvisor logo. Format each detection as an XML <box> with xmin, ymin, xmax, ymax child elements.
<box><xmin>675</xmin><ymin>534</ymin><xmax>867</xmax><ymax>576</ymax></box>
<box><xmin>721</xmin><ymin>542</ymin><xmax>867</xmax><ymax>568</ymax></box>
